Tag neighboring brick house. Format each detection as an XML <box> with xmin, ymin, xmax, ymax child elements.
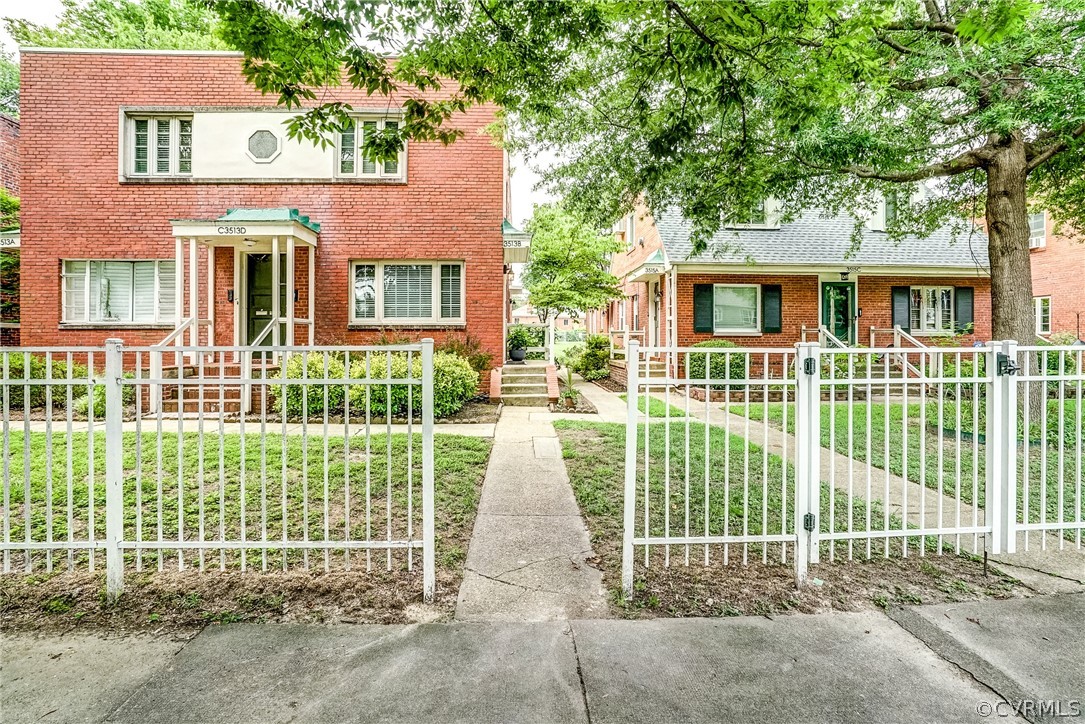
<box><xmin>593</xmin><ymin>202</ymin><xmax>992</xmax><ymax>372</ymax></box>
<box><xmin>0</xmin><ymin>113</ymin><xmax>19</xmax><ymax>346</ymax></box>
<box><xmin>1028</xmin><ymin>211</ymin><xmax>1084</xmax><ymax>341</ymax></box>
<box><xmin>19</xmin><ymin>48</ymin><xmax>520</xmax><ymax>385</ymax></box>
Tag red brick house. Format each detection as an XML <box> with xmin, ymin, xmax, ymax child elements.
<box><xmin>590</xmin><ymin>202</ymin><xmax>992</xmax><ymax>366</ymax></box>
<box><xmin>1028</xmin><ymin>210</ymin><xmax>1084</xmax><ymax>341</ymax></box>
<box><xmin>0</xmin><ymin>113</ymin><xmax>18</xmax><ymax>347</ymax></box>
<box><xmin>18</xmin><ymin>48</ymin><xmax>519</xmax><ymax>383</ymax></box>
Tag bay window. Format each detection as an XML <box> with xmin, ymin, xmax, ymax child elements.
<box><xmin>62</xmin><ymin>260</ymin><xmax>176</xmax><ymax>324</ymax></box>
<box><xmin>713</xmin><ymin>284</ymin><xmax>760</xmax><ymax>334</ymax></box>
<box><xmin>350</xmin><ymin>261</ymin><xmax>464</xmax><ymax>324</ymax></box>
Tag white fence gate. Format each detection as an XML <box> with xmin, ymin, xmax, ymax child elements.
<box><xmin>622</xmin><ymin>341</ymin><xmax>1085</xmax><ymax>595</ymax></box>
<box><xmin>1</xmin><ymin>340</ymin><xmax>436</xmax><ymax>601</ymax></box>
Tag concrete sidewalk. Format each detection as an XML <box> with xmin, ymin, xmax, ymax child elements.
<box><xmin>453</xmin><ymin>405</ymin><xmax>607</xmax><ymax>622</ymax></box>
<box><xmin>5</xmin><ymin>594</ymin><xmax>1082</xmax><ymax>724</ymax></box>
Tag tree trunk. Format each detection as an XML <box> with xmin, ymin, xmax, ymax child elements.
<box><xmin>984</xmin><ymin>135</ymin><xmax>1034</xmax><ymax>345</ymax></box>
<box><xmin>984</xmin><ymin>134</ymin><xmax>1043</xmax><ymax>422</ymax></box>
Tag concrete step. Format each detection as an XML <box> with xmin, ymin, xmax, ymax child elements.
<box><xmin>500</xmin><ymin>393</ymin><xmax>552</xmax><ymax>407</ymax></box>
<box><xmin>502</xmin><ymin>383</ymin><xmax>548</xmax><ymax>395</ymax></box>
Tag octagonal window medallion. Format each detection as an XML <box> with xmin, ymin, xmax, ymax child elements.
<box><xmin>246</xmin><ymin>130</ymin><xmax>281</xmax><ymax>163</ymax></box>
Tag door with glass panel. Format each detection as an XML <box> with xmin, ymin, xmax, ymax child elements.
<box><xmin>246</xmin><ymin>254</ymin><xmax>286</xmax><ymax>348</ymax></box>
<box><xmin>821</xmin><ymin>282</ymin><xmax>855</xmax><ymax>344</ymax></box>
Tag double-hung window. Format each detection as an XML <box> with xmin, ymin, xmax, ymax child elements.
<box><xmin>350</xmin><ymin>261</ymin><xmax>464</xmax><ymax>324</ymax></box>
<box><xmin>1028</xmin><ymin>212</ymin><xmax>1047</xmax><ymax>249</ymax></box>
<box><xmin>1035</xmin><ymin>296</ymin><xmax>1052</xmax><ymax>335</ymax></box>
<box><xmin>713</xmin><ymin>284</ymin><xmax>760</xmax><ymax>334</ymax></box>
<box><xmin>62</xmin><ymin>260</ymin><xmax>176</xmax><ymax>324</ymax></box>
<box><xmin>909</xmin><ymin>286</ymin><xmax>954</xmax><ymax>334</ymax></box>
<box><xmin>338</xmin><ymin>117</ymin><xmax>405</xmax><ymax>179</ymax></box>
<box><xmin>128</xmin><ymin>115</ymin><xmax>192</xmax><ymax>177</ymax></box>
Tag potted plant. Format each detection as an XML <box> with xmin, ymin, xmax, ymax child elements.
<box><xmin>506</xmin><ymin>325</ymin><xmax>532</xmax><ymax>362</ymax></box>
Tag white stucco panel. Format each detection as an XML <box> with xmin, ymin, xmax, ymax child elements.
<box><xmin>190</xmin><ymin>112</ymin><xmax>335</xmax><ymax>179</ymax></box>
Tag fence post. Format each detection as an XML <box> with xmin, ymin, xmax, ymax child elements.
<box><xmin>986</xmin><ymin>340</ymin><xmax>1018</xmax><ymax>554</ymax></box>
<box><xmin>420</xmin><ymin>338</ymin><xmax>436</xmax><ymax>602</ymax></box>
<box><xmin>621</xmin><ymin>340</ymin><xmax>640</xmax><ymax>598</ymax></box>
<box><xmin>794</xmin><ymin>342</ymin><xmax>821</xmax><ymax>584</ymax></box>
<box><xmin>104</xmin><ymin>338</ymin><xmax>125</xmax><ymax>600</ymax></box>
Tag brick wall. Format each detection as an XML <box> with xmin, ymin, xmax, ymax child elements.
<box><xmin>0</xmin><ymin>114</ymin><xmax>18</xmax><ymax>196</ymax></box>
<box><xmin>18</xmin><ymin>51</ymin><xmax>504</xmax><ymax>384</ymax></box>
<box><xmin>673</xmin><ymin>273</ymin><xmax>992</xmax><ymax>347</ymax></box>
<box><xmin>1031</xmin><ymin>217</ymin><xmax>1085</xmax><ymax>339</ymax></box>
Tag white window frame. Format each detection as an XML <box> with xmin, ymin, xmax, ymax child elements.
<box><xmin>336</xmin><ymin>116</ymin><xmax>407</xmax><ymax>180</ymax></box>
<box><xmin>724</xmin><ymin>198</ymin><xmax>780</xmax><ymax>230</ymax></box>
<box><xmin>125</xmin><ymin>114</ymin><xmax>192</xmax><ymax>178</ymax></box>
<box><xmin>909</xmin><ymin>285</ymin><xmax>955</xmax><ymax>335</ymax></box>
<box><xmin>618</xmin><ymin>299</ymin><xmax>627</xmax><ymax>330</ymax></box>
<box><xmin>1029</xmin><ymin>212</ymin><xmax>1047</xmax><ymax>249</ymax></box>
<box><xmin>349</xmin><ymin>260</ymin><xmax>464</xmax><ymax>325</ymax></box>
<box><xmin>713</xmin><ymin>283</ymin><xmax>761</xmax><ymax>335</ymax></box>
<box><xmin>1035</xmin><ymin>296</ymin><xmax>1052</xmax><ymax>335</ymax></box>
<box><xmin>61</xmin><ymin>259</ymin><xmax>176</xmax><ymax>325</ymax></box>
<box><xmin>632</xmin><ymin>294</ymin><xmax>640</xmax><ymax>330</ymax></box>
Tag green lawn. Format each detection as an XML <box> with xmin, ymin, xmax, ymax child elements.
<box><xmin>555</xmin><ymin>419</ymin><xmax>1017</xmax><ymax>614</ymax></box>
<box><xmin>618</xmin><ymin>393</ymin><xmax>688</xmax><ymax>418</ymax></box>
<box><xmin>743</xmin><ymin>400</ymin><xmax>1082</xmax><ymax>536</ymax></box>
<box><xmin>3</xmin><ymin>432</ymin><xmax>491</xmax><ymax>572</ymax></box>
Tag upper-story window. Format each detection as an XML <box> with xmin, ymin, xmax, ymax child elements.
<box><xmin>1028</xmin><ymin>212</ymin><xmax>1047</xmax><ymax>249</ymax></box>
<box><xmin>127</xmin><ymin>115</ymin><xmax>192</xmax><ymax>177</ymax></box>
<box><xmin>725</xmin><ymin>199</ymin><xmax>778</xmax><ymax>229</ymax></box>
<box><xmin>338</xmin><ymin>117</ymin><xmax>405</xmax><ymax>180</ymax></box>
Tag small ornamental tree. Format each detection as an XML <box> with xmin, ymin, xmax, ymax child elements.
<box><xmin>522</xmin><ymin>204</ymin><xmax>623</xmax><ymax>323</ymax></box>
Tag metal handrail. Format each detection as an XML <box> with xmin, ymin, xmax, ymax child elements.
<box><xmin>149</xmin><ymin>318</ymin><xmax>211</xmax><ymax>412</ymax></box>
<box><xmin>818</xmin><ymin>325</ymin><xmax>849</xmax><ymax>350</ymax></box>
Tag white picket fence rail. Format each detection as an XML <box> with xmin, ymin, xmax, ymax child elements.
<box><xmin>621</xmin><ymin>340</ymin><xmax>1085</xmax><ymax>595</ymax></box>
<box><xmin>0</xmin><ymin>340</ymin><xmax>436</xmax><ymax>601</ymax></box>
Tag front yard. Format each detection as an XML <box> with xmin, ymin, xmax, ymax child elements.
<box><xmin>0</xmin><ymin>432</ymin><xmax>492</xmax><ymax>630</ymax></box>
<box><xmin>743</xmin><ymin>399</ymin><xmax>1082</xmax><ymax>538</ymax></box>
<box><xmin>554</xmin><ymin>419</ymin><xmax>1021</xmax><ymax>618</ymax></box>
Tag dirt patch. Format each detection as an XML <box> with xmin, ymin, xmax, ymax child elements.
<box><xmin>592</xmin><ymin>377</ymin><xmax>624</xmax><ymax>394</ymax></box>
<box><xmin>0</xmin><ymin>568</ymin><xmax>461</xmax><ymax>634</ymax></box>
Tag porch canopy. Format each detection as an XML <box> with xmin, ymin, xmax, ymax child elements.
<box><xmin>169</xmin><ymin>208</ymin><xmax>321</xmax><ymax>348</ymax></box>
<box><xmin>627</xmin><ymin>250</ymin><xmax>669</xmax><ymax>282</ymax></box>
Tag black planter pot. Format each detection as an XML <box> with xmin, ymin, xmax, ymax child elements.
<box><xmin>508</xmin><ymin>348</ymin><xmax>527</xmax><ymax>362</ymax></box>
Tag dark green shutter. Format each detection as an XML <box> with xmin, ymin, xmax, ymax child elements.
<box><xmin>891</xmin><ymin>286</ymin><xmax>911</xmax><ymax>332</ymax></box>
<box><xmin>761</xmin><ymin>284</ymin><xmax>782</xmax><ymax>333</ymax></box>
<box><xmin>693</xmin><ymin>284</ymin><xmax>714</xmax><ymax>332</ymax></box>
<box><xmin>954</xmin><ymin>287</ymin><xmax>974</xmax><ymax>334</ymax></box>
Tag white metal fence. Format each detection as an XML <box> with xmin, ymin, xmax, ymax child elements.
<box><xmin>621</xmin><ymin>341</ymin><xmax>1085</xmax><ymax>595</ymax></box>
<box><xmin>1</xmin><ymin>340</ymin><xmax>436</xmax><ymax>601</ymax></box>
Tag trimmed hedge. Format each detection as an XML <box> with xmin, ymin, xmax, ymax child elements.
<box><xmin>687</xmin><ymin>340</ymin><xmax>747</xmax><ymax>387</ymax></box>
<box><xmin>2</xmin><ymin>354</ymin><xmax>91</xmax><ymax>409</ymax></box>
<box><xmin>276</xmin><ymin>353</ymin><xmax>348</xmax><ymax>418</ymax></box>
<box><xmin>349</xmin><ymin>351</ymin><xmax>478</xmax><ymax>419</ymax></box>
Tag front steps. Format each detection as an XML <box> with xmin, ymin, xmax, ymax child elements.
<box><xmin>498</xmin><ymin>363</ymin><xmax>552</xmax><ymax>406</ymax></box>
<box><xmin>148</xmin><ymin>360</ymin><xmax>278</xmax><ymax>417</ymax></box>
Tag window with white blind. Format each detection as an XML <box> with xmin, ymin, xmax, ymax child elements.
<box><xmin>713</xmin><ymin>284</ymin><xmax>760</xmax><ymax>333</ymax></box>
<box><xmin>909</xmin><ymin>286</ymin><xmax>954</xmax><ymax>334</ymax></box>
<box><xmin>337</xmin><ymin>117</ymin><xmax>405</xmax><ymax>179</ymax></box>
<box><xmin>350</xmin><ymin>261</ymin><xmax>463</xmax><ymax>324</ymax></box>
<box><xmin>1029</xmin><ymin>212</ymin><xmax>1047</xmax><ymax>249</ymax></box>
<box><xmin>127</xmin><ymin>115</ymin><xmax>192</xmax><ymax>177</ymax></box>
<box><xmin>62</xmin><ymin>260</ymin><xmax>176</xmax><ymax>324</ymax></box>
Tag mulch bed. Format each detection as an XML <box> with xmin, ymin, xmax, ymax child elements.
<box><xmin>591</xmin><ymin>377</ymin><xmax>625</xmax><ymax>394</ymax></box>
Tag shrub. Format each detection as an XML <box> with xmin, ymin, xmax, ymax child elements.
<box><xmin>687</xmin><ymin>340</ymin><xmax>747</xmax><ymax>388</ymax></box>
<box><xmin>275</xmin><ymin>353</ymin><xmax>347</xmax><ymax>418</ymax></box>
<box><xmin>2</xmin><ymin>353</ymin><xmax>91</xmax><ymax>409</ymax></box>
<box><xmin>574</xmin><ymin>334</ymin><xmax>611</xmax><ymax>380</ymax></box>
<box><xmin>348</xmin><ymin>351</ymin><xmax>477</xmax><ymax>419</ymax></box>
<box><xmin>437</xmin><ymin>333</ymin><xmax>493</xmax><ymax>376</ymax></box>
<box><xmin>506</xmin><ymin>325</ymin><xmax>536</xmax><ymax>351</ymax></box>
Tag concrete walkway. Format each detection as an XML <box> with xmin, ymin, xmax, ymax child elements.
<box><xmin>6</xmin><ymin>593</ymin><xmax>1082</xmax><ymax>724</ymax></box>
<box><xmin>454</xmin><ymin>405</ymin><xmax>607</xmax><ymax>621</ymax></box>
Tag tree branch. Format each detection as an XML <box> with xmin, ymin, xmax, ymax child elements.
<box><xmin>1025</xmin><ymin>122</ymin><xmax>1085</xmax><ymax>172</ymax></box>
<box><xmin>883</xmin><ymin>20</ymin><xmax>958</xmax><ymax>36</ymax></box>
<box><xmin>890</xmin><ymin>72</ymin><xmax>960</xmax><ymax>92</ymax></box>
<box><xmin>841</xmin><ymin>147</ymin><xmax>989</xmax><ymax>181</ymax></box>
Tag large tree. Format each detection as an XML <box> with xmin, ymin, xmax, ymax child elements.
<box><xmin>521</xmin><ymin>203</ymin><xmax>623</xmax><ymax>322</ymax></box>
<box><xmin>218</xmin><ymin>0</ymin><xmax>1085</xmax><ymax>344</ymax></box>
